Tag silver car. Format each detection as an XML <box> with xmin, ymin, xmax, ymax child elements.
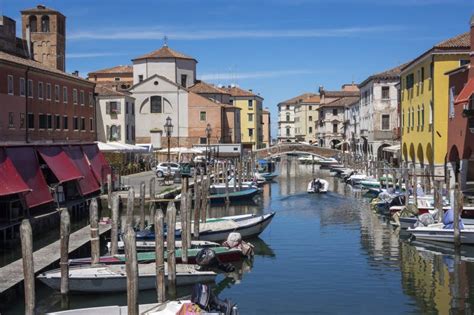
<box><xmin>155</xmin><ymin>162</ymin><xmax>180</xmax><ymax>178</ymax></box>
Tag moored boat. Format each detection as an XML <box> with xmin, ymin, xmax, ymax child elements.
<box><xmin>408</xmin><ymin>223</ymin><xmax>474</xmax><ymax>245</ymax></box>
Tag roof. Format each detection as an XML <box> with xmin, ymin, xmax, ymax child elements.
<box><xmin>21</xmin><ymin>4</ymin><xmax>63</xmax><ymax>15</ymax></box>
<box><xmin>455</xmin><ymin>78</ymin><xmax>474</xmax><ymax>105</ymax></box>
<box><xmin>95</xmin><ymin>85</ymin><xmax>132</xmax><ymax>97</ymax></box>
<box><xmin>359</xmin><ymin>63</ymin><xmax>407</xmax><ymax>87</ymax></box>
<box><xmin>279</xmin><ymin>93</ymin><xmax>317</xmax><ymax>105</ymax></box>
<box><xmin>128</xmin><ymin>73</ymin><xmax>188</xmax><ymax>92</ymax></box>
<box><xmin>0</xmin><ymin>51</ymin><xmax>93</xmax><ymax>85</ymax></box>
<box><xmin>402</xmin><ymin>32</ymin><xmax>470</xmax><ymax>72</ymax></box>
<box><xmin>322</xmin><ymin>90</ymin><xmax>359</xmax><ymax>98</ymax></box>
<box><xmin>88</xmin><ymin>65</ymin><xmax>133</xmax><ymax>76</ymax></box>
<box><xmin>321</xmin><ymin>96</ymin><xmax>360</xmax><ymax>108</ymax></box>
<box><xmin>221</xmin><ymin>86</ymin><xmax>262</xmax><ymax>98</ymax></box>
<box><xmin>133</xmin><ymin>45</ymin><xmax>197</xmax><ymax>62</ymax></box>
<box><xmin>189</xmin><ymin>81</ymin><xmax>230</xmax><ymax>95</ymax></box>
<box><xmin>301</xmin><ymin>95</ymin><xmax>321</xmax><ymax>103</ymax></box>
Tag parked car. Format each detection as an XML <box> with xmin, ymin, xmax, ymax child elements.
<box><xmin>155</xmin><ymin>162</ymin><xmax>180</xmax><ymax>178</ymax></box>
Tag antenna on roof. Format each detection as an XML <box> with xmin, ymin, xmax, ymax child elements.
<box><xmin>163</xmin><ymin>35</ymin><xmax>168</xmax><ymax>47</ymax></box>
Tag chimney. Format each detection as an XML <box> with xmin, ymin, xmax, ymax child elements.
<box><xmin>470</xmin><ymin>14</ymin><xmax>474</xmax><ymax>79</ymax></box>
<box><xmin>72</xmin><ymin>70</ymin><xmax>79</xmax><ymax>76</ymax></box>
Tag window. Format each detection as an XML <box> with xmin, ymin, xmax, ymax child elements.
<box><xmin>55</xmin><ymin>85</ymin><xmax>60</xmax><ymax>102</ymax></box>
<box><xmin>39</xmin><ymin>114</ymin><xmax>47</xmax><ymax>129</ymax></box>
<box><xmin>63</xmin><ymin>86</ymin><xmax>68</xmax><ymax>103</ymax></box>
<box><xmin>248</xmin><ymin>128</ymin><xmax>254</xmax><ymax>137</ymax></box>
<box><xmin>309</xmin><ymin>126</ymin><xmax>313</xmax><ymax>133</ymax></box>
<box><xmin>28</xmin><ymin>79</ymin><xmax>33</xmax><ymax>98</ymax></box>
<box><xmin>406</xmin><ymin>73</ymin><xmax>414</xmax><ymax>90</ymax></box>
<box><xmin>200</xmin><ymin>111</ymin><xmax>206</xmax><ymax>121</ymax></box>
<box><xmin>138</xmin><ymin>75</ymin><xmax>144</xmax><ymax>82</ymax></box>
<box><xmin>20</xmin><ymin>78</ymin><xmax>25</xmax><ymax>96</ymax></box>
<box><xmin>73</xmin><ymin>117</ymin><xmax>79</xmax><ymax>130</ymax></box>
<box><xmin>420</xmin><ymin>67</ymin><xmax>425</xmax><ymax>93</ymax></box>
<box><xmin>309</xmin><ymin>106</ymin><xmax>312</xmax><ymax>111</ymax></box>
<box><xmin>461</xmin><ymin>60</ymin><xmax>470</xmax><ymax>66</ymax></box>
<box><xmin>286</xmin><ymin>105</ymin><xmax>290</xmax><ymax>110</ymax></box>
<box><xmin>132</xmin><ymin>125</ymin><xmax>135</xmax><ymax>140</ymax></box>
<box><xmin>421</xmin><ymin>105</ymin><xmax>425</xmax><ymax>127</ymax></box>
<box><xmin>27</xmin><ymin>113</ymin><xmax>34</xmax><ymax>129</ymax></box>
<box><xmin>88</xmin><ymin>92</ymin><xmax>93</xmax><ymax>106</ymax></box>
<box><xmin>41</xmin><ymin>15</ymin><xmax>50</xmax><ymax>32</ymax></box>
<box><xmin>29</xmin><ymin>16</ymin><xmax>37</xmax><ymax>32</ymax></box>
<box><xmin>200</xmin><ymin>137</ymin><xmax>207</xmax><ymax>144</ymax></box>
<box><xmin>7</xmin><ymin>75</ymin><xmax>14</xmax><ymax>95</ymax></box>
<box><xmin>47</xmin><ymin>114</ymin><xmax>52</xmax><ymax>129</ymax></box>
<box><xmin>109</xmin><ymin>125</ymin><xmax>120</xmax><ymax>140</ymax></box>
<box><xmin>19</xmin><ymin>113</ymin><xmax>25</xmax><ymax>129</ymax></box>
<box><xmin>90</xmin><ymin>118</ymin><xmax>94</xmax><ymax>131</ymax></box>
<box><xmin>114</xmin><ymin>77</ymin><xmax>120</xmax><ymax>81</ymax></box>
<box><xmin>417</xmin><ymin>106</ymin><xmax>420</xmax><ymax>127</ymax></box>
<box><xmin>381</xmin><ymin>114</ymin><xmax>390</xmax><ymax>130</ymax></box>
<box><xmin>150</xmin><ymin>96</ymin><xmax>162</xmax><ymax>113</ymax></box>
<box><xmin>333</xmin><ymin>123</ymin><xmax>338</xmax><ymax>133</ymax></box>
<box><xmin>286</xmin><ymin>127</ymin><xmax>290</xmax><ymax>136</ymax></box>
<box><xmin>333</xmin><ymin>109</ymin><xmax>338</xmax><ymax>116</ymax></box>
<box><xmin>248</xmin><ymin>100</ymin><xmax>253</xmax><ymax>109</ymax></box>
<box><xmin>181</xmin><ymin>74</ymin><xmax>187</xmax><ymax>88</ymax></box>
<box><xmin>79</xmin><ymin>90</ymin><xmax>85</xmax><ymax>105</ymax></box>
<box><xmin>126</xmin><ymin>102</ymin><xmax>129</xmax><ymax>114</ymax></box>
<box><xmin>309</xmin><ymin>116</ymin><xmax>312</xmax><ymax>121</ymax></box>
<box><xmin>131</xmin><ymin>102</ymin><xmax>135</xmax><ymax>115</ymax></box>
<box><xmin>381</xmin><ymin>86</ymin><xmax>390</xmax><ymax>99</ymax></box>
<box><xmin>46</xmin><ymin>83</ymin><xmax>51</xmax><ymax>100</ymax></box>
<box><xmin>73</xmin><ymin>89</ymin><xmax>78</xmax><ymax>104</ymax></box>
<box><xmin>286</xmin><ymin>113</ymin><xmax>290</xmax><ymax>122</ymax></box>
<box><xmin>411</xmin><ymin>108</ymin><xmax>415</xmax><ymax>129</ymax></box>
<box><xmin>8</xmin><ymin>112</ymin><xmax>14</xmax><ymax>128</ymax></box>
<box><xmin>126</xmin><ymin>124</ymin><xmax>130</xmax><ymax>141</ymax></box>
<box><xmin>248</xmin><ymin>113</ymin><xmax>253</xmax><ymax>122</ymax></box>
<box><xmin>63</xmin><ymin>116</ymin><xmax>68</xmax><ymax>130</ymax></box>
<box><xmin>55</xmin><ymin>115</ymin><xmax>61</xmax><ymax>130</ymax></box>
<box><xmin>449</xmin><ymin>86</ymin><xmax>455</xmax><ymax>118</ymax></box>
<box><xmin>81</xmin><ymin>117</ymin><xmax>85</xmax><ymax>131</ymax></box>
<box><xmin>38</xmin><ymin>82</ymin><xmax>43</xmax><ymax>99</ymax></box>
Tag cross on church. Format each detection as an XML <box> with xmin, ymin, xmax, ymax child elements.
<box><xmin>163</xmin><ymin>36</ymin><xmax>168</xmax><ymax>47</ymax></box>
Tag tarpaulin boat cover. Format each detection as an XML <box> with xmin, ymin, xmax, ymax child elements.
<box><xmin>5</xmin><ymin>147</ymin><xmax>54</xmax><ymax>208</ymax></box>
<box><xmin>37</xmin><ymin>146</ymin><xmax>83</xmax><ymax>183</ymax></box>
<box><xmin>82</xmin><ymin>144</ymin><xmax>111</xmax><ymax>184</ymax></box>
<box><xmin>0</xmin><ymin>148</ymin><xmax>30</xmax><ymax>197</ymax></box>
<box><xmin>63</xmin><ymin>146</ymin><xmax>100</xmax><ymax>195</ymax></box>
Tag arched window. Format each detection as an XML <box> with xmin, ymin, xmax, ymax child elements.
<box><xmin>29</xmin><ymin>16</ymin><xmax>37</xmax><ymax>32</ymax></box>
<box><xmin>150</xmin><ymin>96</ymin><xmax>162</xmax><ymax>113</ymax></box>
<box><xmin>41</xmin><ymin>16</ymin><xmax>50</xmax><ymax>32</ymax></box>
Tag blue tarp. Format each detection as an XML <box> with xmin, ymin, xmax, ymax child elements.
<box><xmin>442</xmin><ymin>208</ymin><xmax>464</xmax><ymax>229</ymax></box>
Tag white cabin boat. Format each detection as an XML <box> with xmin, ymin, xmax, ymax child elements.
<box><xmin>408</xmin><ymin>223</ymin><xmax>474</xmax><ymax>244</ymax></box>
<box><xmin>307</xmin><ymin>179</ymin><xmax>329</xmax><ymax>193</ymax></box>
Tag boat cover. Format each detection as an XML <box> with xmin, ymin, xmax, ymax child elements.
<box><xmin>443</xmin><ymin>208</ymin><xmax>465</xmax><ymax>229</ymax></box>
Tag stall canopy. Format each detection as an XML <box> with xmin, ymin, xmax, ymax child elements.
<box><xmin>37</xmin><ymin>146</ymin><xmax>83</xmax><ymax>183</ymax></box>
<box><xmin>82</xmin><ymin>144</ymin><xmax>111</xmax><ymax>184</ymax></box>
<box><xmin>96</xmin><ymin>141</ymin><xmax>147</xmax><ymax>153</ymax></box>
<box><xmin>5</xmin><ymin>147</ymin><xmax>54</xmax><ymax>208</ymax></box>
<box><xmin>63</xmin><ymin>146</ymin><xmax>100</xmax><ymax>196</ymax></box>
<box><xmin>157</xmin><ymin>147</ymin><xmax>203</xmax><ymax>154</ymax></box>
<box><xmin>382</xmin><ymin>144</ymin><xmax>401</xmax><ymax>153</ymax></box>
<box><xmin>0</xmin><ymin>148</ymin><xmax>30</xmax><ymax>197</ymax></box>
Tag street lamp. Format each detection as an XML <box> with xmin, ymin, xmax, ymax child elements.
<box><xmin>164</xmin><ymin>116</ymin><xmax>173</xmax><ymax>163</ymax></box>
<box><xmin>205</xmin><ymin>123</ymin><xmax>212</xmax><ymax>166</ymax></box>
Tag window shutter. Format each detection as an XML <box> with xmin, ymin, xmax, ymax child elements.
<box><xmin>117</xmin><ymin>101</ymin><xmax>121</xmax><ymax>114</ymax></box>
<box><xmin>117</xmin><ymin>125</ymin><xmax>121</xmax><ymax>140</ymax></box>
<box><xmin>106</xmin><ymin>101</ymin><xmax>110</xmax><ymax>114</ymax></box>
<box><xmin>106</xmin><ymin>125</ymin><xmax>110</xmax><ymax>141</ymax></box>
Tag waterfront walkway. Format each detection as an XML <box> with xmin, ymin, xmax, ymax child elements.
<box><xmin>0</xmin><ymin>223</ymin><xmax>110</xmax><ymax>296</ymax></box>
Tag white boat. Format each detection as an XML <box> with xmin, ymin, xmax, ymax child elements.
<box><xmin>38</xmin><ymin>263</ymin><xmax>216</xmax><ymax>293</ymax></box>
<box><xmin>408</xmin><ymin>223</ymin><xmax>474</xmax><ymax>244</ymax></box>
<box><xmin>347</xmin><ymin>174</ymin><xmax>368</xmax><ymax>186</ymax></box>
<box><xmin>307</xmin><ymin>179</ymin><xmax>329</xmax><ymax>193</ymax></box>
<box><xmin>107</xmin><ymin>239</ymin><xmax>221</xmax><ymax>253</ymax></box>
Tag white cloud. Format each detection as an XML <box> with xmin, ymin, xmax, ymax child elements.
<box><xmin>199</xmin><ymin>69</ymin><xmax>318</xmax><ymax>80</ymax></box>
<box><xmin>67</xmin><ymin>52</ymin><xmax>127</xmax><ymax>59</ymax></box>
<box><xmin>69</xmin><ymin>25</ymin><xmax>403</xmax><ymax>41</ymax></box>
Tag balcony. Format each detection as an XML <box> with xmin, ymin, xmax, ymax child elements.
<box><xmin>373</xmin><ymin>130</ymin><xmax>393</xmax><ymax>140</ymax></box>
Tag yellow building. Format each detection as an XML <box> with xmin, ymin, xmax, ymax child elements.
<box><xmin>400</xmin><ymin>32</ymin><xmax>470</xmax><ymax>175</ymax></box>
<box><xmin>223</xmin><ymin>86</ymin><xmax>264</xmax><ymax>151</ymax></box>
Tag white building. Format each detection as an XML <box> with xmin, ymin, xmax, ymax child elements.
<box><xmin>358</xmin><ymin>65</ymin><xmax>402</xmax><ymax>159</ymax></box>
<box><xmin>344</xmin><ymin>100</ymin><xmax>361</xmax><ymax>153</ymax></box>
<box><xmin>95</xmin><ymin>85</ymin><xmax>136</xmax><ymax>144</ymax></box>
<box><xmin>277</xmin><ymin>93</ymin><xmax>316</xmax><ymax>142</ymax></box>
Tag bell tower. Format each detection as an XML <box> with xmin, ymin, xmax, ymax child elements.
<box><xmin>21</xmin><ymin>5</ymin><xmax>66</xmax><ymax>71</ymax></box>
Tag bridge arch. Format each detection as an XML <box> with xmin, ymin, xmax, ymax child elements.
<box><xmin>254</xmin><ymin>143</ymin><xmax>340</xmax><ymax>160</ymax></box>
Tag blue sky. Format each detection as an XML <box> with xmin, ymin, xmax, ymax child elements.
<box><xmin>2</xmin><ymin>0</ymin><xmax>473</xmax><ymax>137</ymax></box>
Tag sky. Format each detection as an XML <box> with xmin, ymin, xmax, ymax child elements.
<box><xmin>2</xmin><ymin>0</ymin><xmax>473</xmax><ymax>137</ymax></box>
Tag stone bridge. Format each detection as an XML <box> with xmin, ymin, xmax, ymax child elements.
<box><xmin>254</xmin><ymin>143</ymin><xmax>340</xmax><ymax>160</ymax></box>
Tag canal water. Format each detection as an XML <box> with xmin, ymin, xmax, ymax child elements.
<box><xmin>3</xmin><ymin>164</ymin><xmax>474</xmax><ymax>314</ymax></box>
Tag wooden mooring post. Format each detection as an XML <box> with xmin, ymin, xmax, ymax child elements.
<box><xmin>454</xmin><ymin>183</ymin><xmax>463</xmax><ymax>248</ymax></box>
<box><xmin>180</xmin><ymin>180</ymin><xmax>189</xmax><ymax>264</ymax></box>
<box><xmin>126</xmin><ymin>187</ymin><xmax>135</xmax><ymax>229</ymax></box>
<box><xmin>166</xmin><ymin>201</ymin><xmax>177</xmax><ymax>297</ymax></box>
<box><xmin>90</xmin><ymin>198</ymin><xmax>100</xmax><ymax>266</ymax></box>
<box><xmin>110</xmin><ymin>193</ymin><xmax>120</xmax><ymax>255</ymax></box>
<box><xmin>139</xmin><ymin>181</ymin><xmax>146</xmax><ymax>230</ymax></box>
<box><xmin>224</xmin><ymin>161</ymin><xmax>230</xmax><ymax>205</ymax></box>
<box><xmin>20</xmin><ymin>219</ymin><xmax>35</xmax><ymax>315</ymax></box>
<box><xmin>193</xmin><ymin>175</ymin><xmax>201</xmax><ymax>239</ymax></box>
<box><xmin>149</xmin><ymin>177</ymin><xmax>156</xmax><ymax>200</ymax></box>
<box><xmin>107</xmin><ymin>173</ymin><xmax>112</xmax><ymax>209</ymax></box>
<box><xmin>60</xmin><ymin>208</ymin><xmax>70</xmax><ymax>295</ymax></box>
<box><xmin>124</xmin><ymin>227</ymin><xmax>138</xmax><ymax>315</ymax></box>
<box><xmin>154</xmin><ymin>205</ymin><xmax>166</xmax><ymax>303</ymax></box>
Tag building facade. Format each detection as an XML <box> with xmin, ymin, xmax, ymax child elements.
<box><xmin>400</xmin><ymin>32</ymin><xmax>470</xmax><ymax>175</ymax></box>
<box><xmin>359</xmin><ymin>65</ymin><xmax>403</xmax><ymax>159</ymax></box>
<box><xmin>277</xmin><ymin>93</ymin><xmax>316</xmax><ymax>143</ymax></box>
<box><xmin>294</xmin><ymin>95</ymin><xmax>320</xmax><ymax>143</ymax></box>
<box><xmin>262</xmin><ymin>109</ymin><xmax>271</xmax><ymax>148</ymax></box>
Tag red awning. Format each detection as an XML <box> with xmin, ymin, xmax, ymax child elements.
<box><xmin>82</xmin><ymin>144</ymin><xmax>111</xmax><ymax>184</ymax></box>
<box><xmin>455</xmin><ymin>78</ymin><xmax>474</xmax><ymax>105</ymax></box>
<box><xmin>0</xmin><ymin>148</ymin><xmax>30</xmax><ymax>197</ymax></box>
<box><xmin>5</xmin><ymin>147</ymin><xmax>54</xmax><ymax>208</ymax></box>
<box><xmin>63</xmin><ymin>146</ymin><xmax>100</xmax><ymax>196</ymax></box>
<box><xmin>37</xmin><ymin>147</ymin><xmax>83</xmax><ymax>183</ymax></box>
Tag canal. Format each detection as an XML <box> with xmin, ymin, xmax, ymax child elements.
<box><xmin>3</xmin><ymin>164</ymin><xmax>474</xmax><ymax>314</ymax></box>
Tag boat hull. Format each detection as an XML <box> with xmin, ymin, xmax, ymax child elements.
<box><xmin>409</xmin><ymin>226</ymin><xmax>474</xmax><ymax>244</ymax></box>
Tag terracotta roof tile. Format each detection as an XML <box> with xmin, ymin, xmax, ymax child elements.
<box><xmin>434</xmin><ymin>32</ymin><xmax>470</xmax><ymax>49</ymax></box>
<box><xmin>21</xmin><ymin>4</ymin><xmax>62</xmax><ymax>15</ymax></box>
<box><xmin>323</xmin><ymin>90</ymin><xmax>359</xmax><ymax>98</ymax></box>
<box><xmin>279</xmin><ymin>93</ymin><xmax>316</xmax><ymax>105</ymax></box>
<box><xmin>301</xmin><ymin>95</ymin><xmax>321</xmax><ymax>103</ymax></box>
<box><xmin>88</xmin><ymin>65</ymin><xmax>133</xmax><ymax>75</ymax></box>
<box><xmin>95</xmin><ymin>84</ymin><xmax>132</xmax><ymax>97</ymax></box>
<box><xmin>359</xmin><ymin>63</ymin><xmax>407</xmax><ymax>87</ymax></box>
<box><xmin>133</xmin><ymin>46</ymin><xmax>196</xmax><ymax>61</ymax></box>
<box><xmin>189</xmin><ymin>81</ymin><xmax>230</xmax><ymax>95</ymax></box>
<box><xmin>221</xmin><ymin>86</ymin><xmax>261</xmax><ymax>98</ymax></box>
<box><xmin>321</xmin><ymin>96</ymin><xmax>360</xmax><ymax>108</ymax></box>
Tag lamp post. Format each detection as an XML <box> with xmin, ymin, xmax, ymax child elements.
<box><xmin>164</xmin><ymin>116</ymin><xmax>173</xmax><ymax>163</ymax></box>
<box><xmin>205</xmin><ymin>123</ymin><xmax>212</xmax><ymax>172</ymax></box>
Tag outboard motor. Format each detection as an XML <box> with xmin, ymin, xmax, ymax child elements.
<box><xmin>191</xmin><ymin>283</ymin><xmax>238</xmax><ymax>315</ymax></box>
<box><xmin>196</xmin><ymin>248</ymin><xmax>235</xmax><ymax>272</ymax></box>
